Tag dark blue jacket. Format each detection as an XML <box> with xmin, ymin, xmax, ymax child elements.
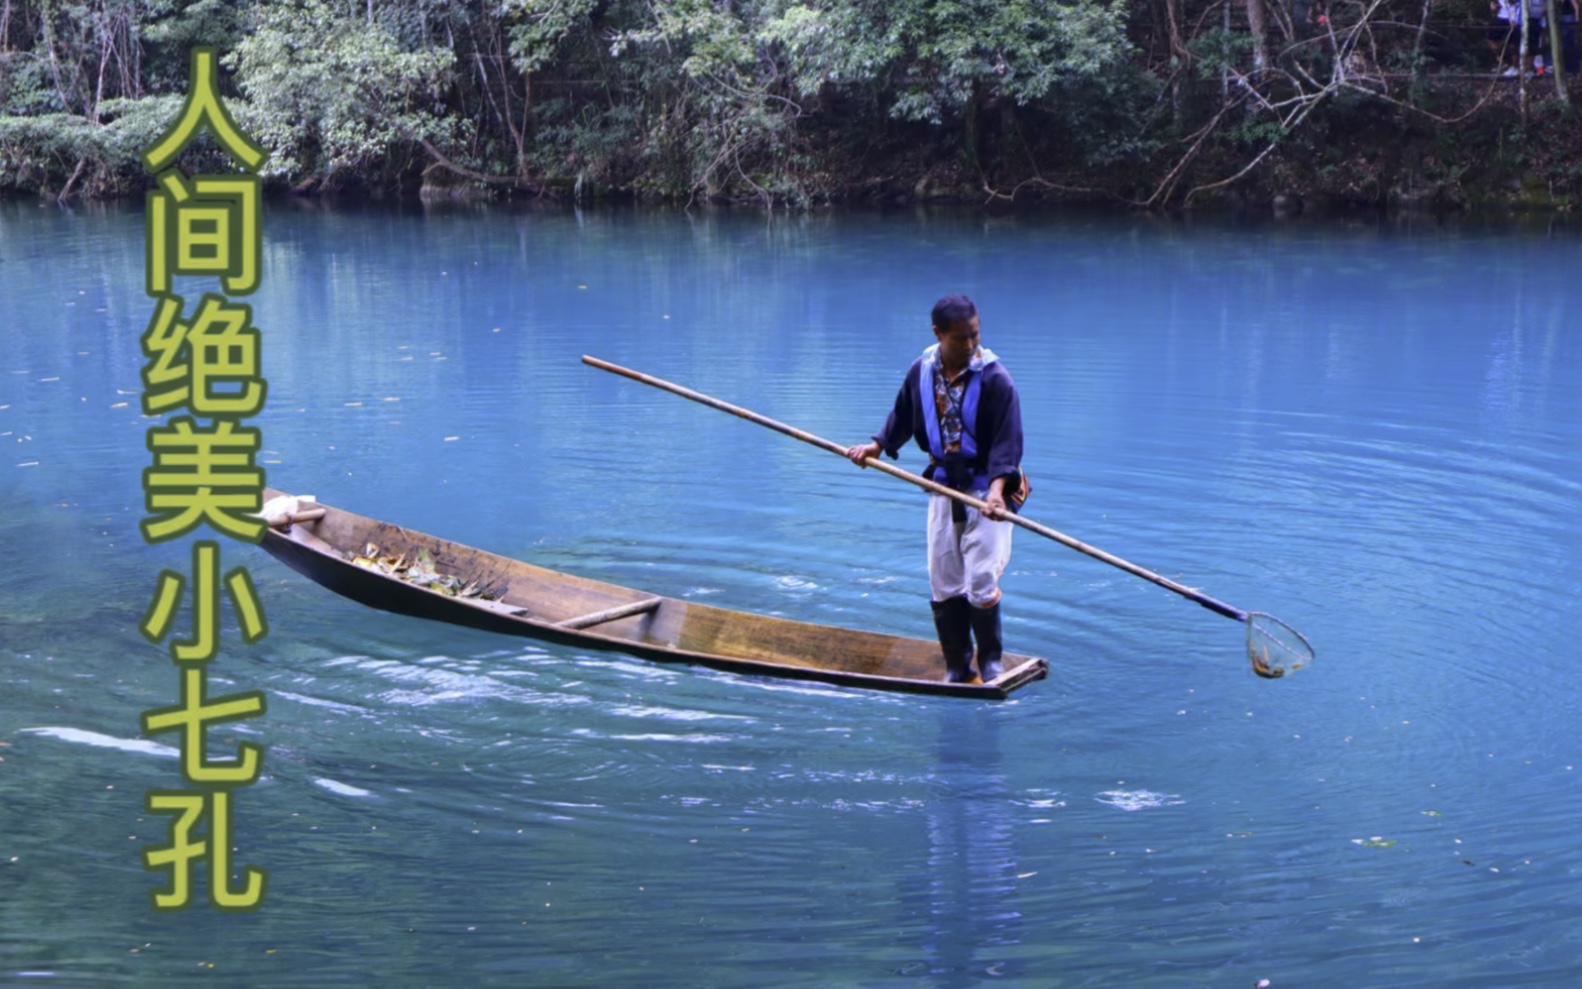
<box><xmin>872</xmin><ymin>353</ymin><xmax>1024</xmax><ymax>490</ymax></box>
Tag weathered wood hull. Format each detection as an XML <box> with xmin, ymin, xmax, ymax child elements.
<box><xmin>257</xmin><ymin>489</ymin><xmax>1048</xmax><ymax>699</ymax></box>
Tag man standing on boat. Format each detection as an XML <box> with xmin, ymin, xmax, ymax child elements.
<box><xmin>845</xmin><ymin>294</ymin><xmax>1028</xmax><ymax>684</ymax></box>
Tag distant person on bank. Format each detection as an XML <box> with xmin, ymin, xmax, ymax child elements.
<box><xmin>1489</xmin><ymin>0</ymin><xmax>1521</xmax><ymax>76</ymax></box>
<box><xmin>1526</xmin><ymin>0</ymin><xmax>1551</xmax><ymax>76</ymax></box>
<box><xmin>846</xmin><ymin>295</ymin><xmax>1029</xmax><ymax>684</ymax></box>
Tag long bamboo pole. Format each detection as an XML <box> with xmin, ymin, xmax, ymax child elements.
<box><xmin>583</xmin><ymin>355</ymin><xmax>1251</xmax><ymax>622</ymax></box>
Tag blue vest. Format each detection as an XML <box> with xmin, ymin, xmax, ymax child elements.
<box><xmin>919</xmin><ymin>344</ymin><xmax>999</xmax><ymax>491</ymax></box>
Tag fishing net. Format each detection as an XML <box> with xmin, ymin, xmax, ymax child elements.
<box><xmin>1246</xmin><ymin>612</ymin><xmax>1314</xmax><ymax>679</ymax></box>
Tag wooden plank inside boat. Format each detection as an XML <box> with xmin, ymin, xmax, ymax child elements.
<box><xmin>557</xmin><ymin>597</ymin><xmax>664</xmax><ymax>630</ymax></box>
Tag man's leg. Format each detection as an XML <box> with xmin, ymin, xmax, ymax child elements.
<box><xmin>929</xmin><ymin>597</ymin><xmax>974</xmax><ymax>683</ymax></box>
<box><xmin>927</xmin><ymin>493</ymin><xmax>974</xmax><ymax>682</ymax></box>
<box><xmin>961</xmin><ymin>500</ymin><xmax>1014</xmax><ymax>681</ymax></box>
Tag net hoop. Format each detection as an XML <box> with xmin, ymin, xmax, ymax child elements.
<box><xmin>1246</xmin><ymin>612</ymin><xmax>1315</xmax><ymax>680</ymax></box>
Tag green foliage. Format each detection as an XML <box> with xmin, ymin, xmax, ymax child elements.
<box><xmin>1051</xmin><ymin>61</ymin><xmax>1163</xmax><ymax>167</ymax></box>
<box><xmin>1225</xmin><ymin>116</ymin><xmax>1288</xmax><ymax>148</ymax></box>
<box><xmin>1185</xmin><ymin>29</ymin><xmax>1254</xmax><ymax>79</ymax></box>
<box><xmin>605</xmin><ymin>0</ymin><xmax>802</xmax><ymax>199</ymax></box>
<box><xmin>140</xmin><ymin>0</ymin><xmax>248</xmax><ymax>92</ymax></box>
<box><xmin>888</xmin><ymin>0</ymin><xmax>1134</xmax><ymax>124</ymax></box>
<box><xmin>0</xmin><ymin>0</ymin><xmax>1574</xmax><ymax>204</ymax></box>
<box><xmin>758</xmin><ymin>2</ymin><xmax>900</xmax><ymax>97</ymax></box>
<box><xmin>230</xmin><ymin>0</ymin><xmax>456</xmax><ymax>184</ymax></box>
<box><xmin>0</xmin><ymin>95</ymin><xmax>183</xmax><ymax>195</ymax></box>
<box><xmin>0</xmin><ymin>56</ymin><xmax>62</xmax><ymax>117</ymax></box>
<box><xmin>0</xmin><ymin>0</ymin><xmax>251</xmax><ymax>193</ymax></box>
<box><xmin>501</xmin><ymin>0</ymin><xmax>603</xmax><ymax>75</ymax></box>
<box><xmin>756</xmin><ymin>0</ymin><xmax>1135</xmax><ymax>125</ymax></box>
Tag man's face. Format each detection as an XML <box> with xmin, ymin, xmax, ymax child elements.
<box><xmin>934</xmin><ymin>314</ymin><xmax>981</xmax><ymax>370</ymax></box>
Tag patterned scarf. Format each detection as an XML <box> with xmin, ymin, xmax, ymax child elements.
<box><xmin>930</xmin><ymin>346</ymin><xmax>986</xmax><ymax>453</ymax></box>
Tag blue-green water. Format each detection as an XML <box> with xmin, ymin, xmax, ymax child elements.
<box><xmin>2</xmin><ymin>200</ymin><xmax>1580</xmax><ymax>987</ymax></box>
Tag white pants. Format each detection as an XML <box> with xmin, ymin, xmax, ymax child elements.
<box><xmin>926</xmin><ymin>491</ymin><xmax>1013</xmax><ymax>607</ymax></box>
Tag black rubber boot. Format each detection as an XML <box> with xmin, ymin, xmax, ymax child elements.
<box><xmin>930</xmin><ymin>596</ymin><xmax>975</xmax><ymax>683</ymax></box>
<box><xmin>969</xmin><ymin>600</ymin><xmax>1005</xmax><ymax>682</ymax></box>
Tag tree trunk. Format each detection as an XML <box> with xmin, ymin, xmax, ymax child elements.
<box><xmin>963</xmin><ymin>79</ymin><xmax>982</xmax><ymax>171</ymax></box>
<box><xmin>1163</xmin><ymin>0</ymin><xmax>1190</xmax><ymax>123</ymax></box>
<box><xmin>1169</xmin><ymin>0</ymin><xmax>1191</xmax><ymax>57</ymax></box>
<box><xmin>1222</xmin><ymin>0</ymin><xmax>1232</xmax><ymax>100</ymax></box>
<box><xmin>92</xmin><ymin>6</ymin><xmax>112</xmax><ymax>124</ymax></box>
<box><xmin>1246</xmin><ymin>0</ymin><xmax>1271</xmax><ymax>77</ymax></box>
<box><xmin>1546</xmin><ymin>0</ymin><xmax>1570</xmax><ymax>102</ymax></box>
<box><xmin>1512</xmin><ymin>0</ymin><xmax>1525</xmax><ymax>125</ymax></box>
<box><xmin>1154</xmin><ymin>0</ymin><xmax>1191</xmax><ymax>63</ymax></box>
<box><xmin>1411</xmin><ymin>0</ymin><xmax>1432</xmax><ymax>90</ymax></box>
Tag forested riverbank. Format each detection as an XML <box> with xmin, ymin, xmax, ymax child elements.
<box><xmin>2</xmin><ymin>0</ymin><xmax>1580</xmax><ymax>210</ymax></box>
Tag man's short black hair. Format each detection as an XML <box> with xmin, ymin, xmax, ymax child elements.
<box><xmin>931</xmin><ymin>294</ymin><xmax>978</xmax><ymax>330</ymax></box>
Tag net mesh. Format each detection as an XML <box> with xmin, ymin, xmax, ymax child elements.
<box><xmin>1246</xmin><ymin>612</ymin><xmax>1314</xmax><ymax>679</ymax></box>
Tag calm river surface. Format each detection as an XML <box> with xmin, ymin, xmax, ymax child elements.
<box><xmin>2</xmin><ymin>200</ymin><xmax>1580</xmax><ymax>987</ymax></box>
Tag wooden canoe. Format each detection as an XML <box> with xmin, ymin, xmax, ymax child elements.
<box><xmin>256</xmin><ymin>489</ymin><xmax>1048</xmax><ymax>699</ymax></box>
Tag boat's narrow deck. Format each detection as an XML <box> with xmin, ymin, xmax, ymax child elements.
<box><xmin>259</xmin><ymin>490</ymin><xmax>1048</xmax><ymax>697</ymax></box>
